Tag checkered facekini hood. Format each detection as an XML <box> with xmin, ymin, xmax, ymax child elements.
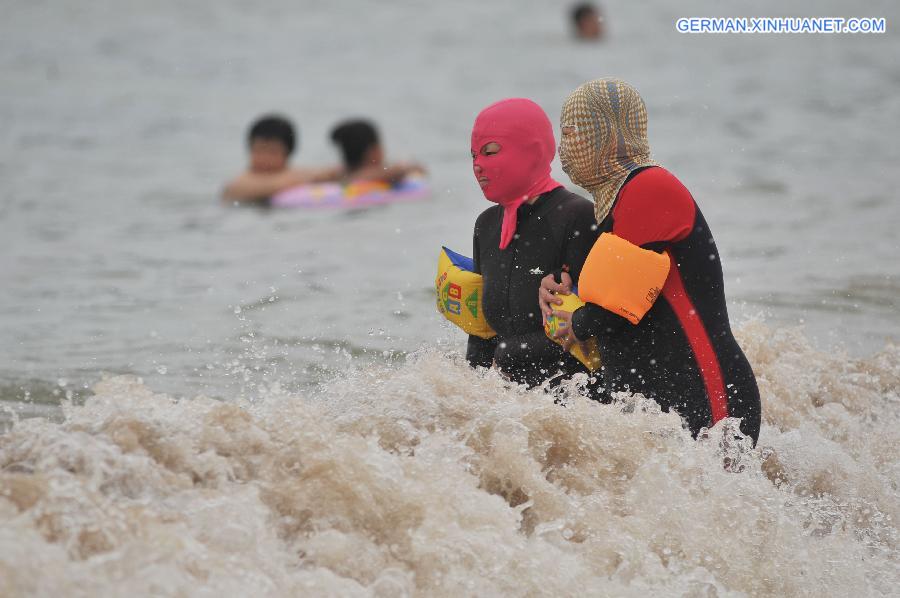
<box><xmin>559</xmin><ymin>79</ymin><xmax>658</xmax><ymax>224</ymax></box>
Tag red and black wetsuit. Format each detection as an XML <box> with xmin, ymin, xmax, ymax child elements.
<box><xmin>467</xmin><ymin>187</ymin><xmax>599</xmax><ymax>387</ymax></box>
<box><xmin>572</xmin><ymin>166</ymin><xmax>762</xmax><ymax>443</ymax></box>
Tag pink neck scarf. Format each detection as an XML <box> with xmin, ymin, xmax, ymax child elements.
<box><xmin>471</xmin><ymin>98</ymin><xmax>562</xmax><ymax>249</ymax></box>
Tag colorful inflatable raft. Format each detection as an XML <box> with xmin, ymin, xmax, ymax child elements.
<box><xmin>271</xmin><ymin>178</ymin><xmax>429</xmax><ymax>209</ymax></box>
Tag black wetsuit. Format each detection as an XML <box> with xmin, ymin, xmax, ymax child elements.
<box><xmin>466</xmin><ymin>187</ymin><xmax>599</xmax><ymax>386</ymax></box>
<box><xmin>571</xmin><ymin>167</ymin><xmax>762</xmax><ymax>443</ymax></box>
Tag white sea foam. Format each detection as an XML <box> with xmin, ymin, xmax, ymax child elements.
<box><xmin>2</xmin><ymin>323</ymin><xmax>897</xmax><ymax>596</ymax></box>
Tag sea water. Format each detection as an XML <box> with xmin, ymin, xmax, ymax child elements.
<box><xmin>1</xmin><ymin>0</ymin><xmax>899</xmax><ymax>595</ymax></box>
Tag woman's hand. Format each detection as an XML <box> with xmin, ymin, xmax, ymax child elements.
<box><xmin>549</xmin><ymin>308</ymin><xmax>581</xmax><ymax>351</ymax></box>
<box><xmin>539</xmin><ymin>271</ymin><xmax>573</xmax><ymax>319</ymax></box>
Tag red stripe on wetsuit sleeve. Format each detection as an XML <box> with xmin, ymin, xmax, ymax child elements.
<box><xmin>612</xmin><ymin>168</ymin><xmax>728</xmax><ymax>426</ymax></box>
<box><xmin>661</xmin><ymin>260</ymin><xmax>729</xmax><ymax>424</ymax></box>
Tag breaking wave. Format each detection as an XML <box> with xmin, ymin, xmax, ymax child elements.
<box><xmin>1</xmin><ymin>322</ymin><xmax>898</xmax><ymax>596</ymax></box>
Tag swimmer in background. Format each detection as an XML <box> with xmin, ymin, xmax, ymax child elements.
<box><xmin>571</xmin><ymin>3</ymin><xmax>605</xmax><ymax>41</ymax></box>
<box><xmin>329</xmin><ymin>119</ymin><xmax>426</xmax><ymax>184</ymax></box>
<box><xmin>222</xmin><ymin>114</ymin><xmax>342</xmax><ymax>203</ymax></box>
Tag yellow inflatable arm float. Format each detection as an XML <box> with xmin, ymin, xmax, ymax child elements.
<box><xmin>543</xmin><ymin>291</ymin><xmax>602</xmax><ymax>371</ymax></box>
<box><xmin>437</xmin><ymin>247</ymin><xmax>602</xmax><ymax>371</ymax></box>
<box><xmin>435</xmin><ymin>247</ymin><xmax>496</xmax><ymax>339</ymax></box>
<box><xmin>578</xmin><ymin>233</ymin><xmax>671</xmax><ymax>325</ymax></box>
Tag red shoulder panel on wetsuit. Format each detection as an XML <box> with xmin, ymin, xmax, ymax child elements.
<box><xmin>613</xmin><ymin>167</ymin><xmax>730</xmax><ymax>427</ymax></box>
<box><xmin>611</xmin><ymin>167</ymin><xmax>696</xmax><ymax>246</ymax></box>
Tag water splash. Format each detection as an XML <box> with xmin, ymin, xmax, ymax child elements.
<box><xmin>1</xmin><ymin>323</ymin><xmax>898</xmax><ymax>596</ymax></box>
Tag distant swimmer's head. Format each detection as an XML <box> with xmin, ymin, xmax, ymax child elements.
<box><xmin>330</xmin><ymin>119</ymin><xmax>382</xmax><ymax>173</ymax></box>
<box><xmin>470</xmin><ymin>98</ymin><xmax>558</xmax><ymax>205</ymax></box>
<box><xmin>247</xmin><ymin>115</ymin><xmax>296</xmax><ymax>174</ymax></box>
<box><xmin>571</xmin><ymin>3</ymin><xmax>604</xmax><ymax>40</ymax></box>
<box><xmin>559</xmin><ymin>79</ymin><xmax>657</xmax><ymax>222</ymax></box>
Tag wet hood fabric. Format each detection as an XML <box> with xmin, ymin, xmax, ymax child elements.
<box><xmin>559</xmin><ymin>79</ymin><xmax>658</xmax><ymax>224</ymax></box>
<box><xmin>471</xmin><ymin>98</ymin><xmax>562</xmax><ymax>249</ymax></box>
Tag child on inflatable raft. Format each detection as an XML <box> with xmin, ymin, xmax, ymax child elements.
<box><xmin>222</xmin><ymin>115</ymin><xmax>425</xmax><ymax>206</ymax></box>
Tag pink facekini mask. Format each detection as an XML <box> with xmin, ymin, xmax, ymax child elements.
<box><xmin>471</xmin><ymin>98</ymin><xmax>561</xmax><ymax>249</ymax></box>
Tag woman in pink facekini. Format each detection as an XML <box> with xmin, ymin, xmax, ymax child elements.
<box><xmin>466</xmin><ymin>98</ymin><xmax>600</xmax><ymax>388</ymax></box>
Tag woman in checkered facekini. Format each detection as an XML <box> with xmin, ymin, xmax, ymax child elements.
<box><xmin>539</xmin><ymin>79</ymin><xmax>761</xmax><ymax>444</ymax></box>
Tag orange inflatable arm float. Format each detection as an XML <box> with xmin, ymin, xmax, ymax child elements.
<box><xmin>578</xmin><ymin>233</ymin><xmax>671</xmax><ymax>325</ymax></box>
